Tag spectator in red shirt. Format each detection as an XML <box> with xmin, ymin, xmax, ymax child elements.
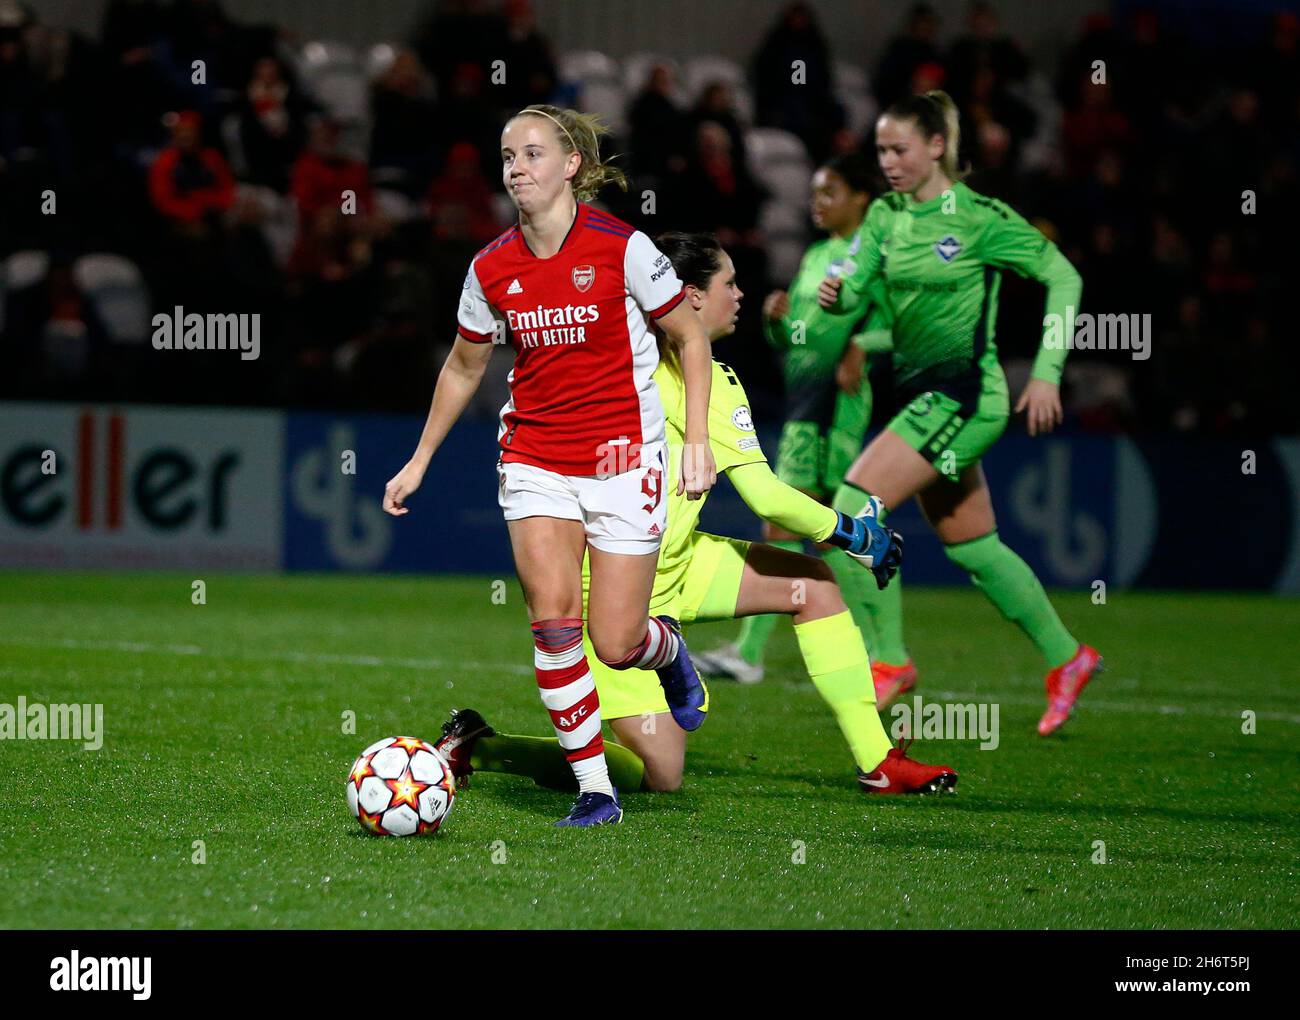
<box><xmin>289</xmin><ymin>116</ymin><xmax>377</xmax><ymax>278</ymax></box>
<box><xmin>290</xmin><ymin>116</ymin><xmax>373</xmax><ymax>226</ymax></box>
<box><xmin>426</xmin><ymin>141</ymin><xmax>499</xmax><ymax>245</ymax></box>
<box><xmin>147</xmin><ymin>109</ymin><xmax>234</xmax><ymax>231</ymax></box>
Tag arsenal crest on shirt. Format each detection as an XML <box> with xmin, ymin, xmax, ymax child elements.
<box><xmin>572</xmin><ymin>265</ymin><xmax>595</xmax><ymax>292</ymax></box>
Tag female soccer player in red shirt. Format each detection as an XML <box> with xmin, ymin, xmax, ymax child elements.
<box><xmin>383</xmin><ymin>105</ymin><xmax>716</xmax><ymax>826</ymax></box>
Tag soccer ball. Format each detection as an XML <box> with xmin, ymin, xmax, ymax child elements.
<box><xmin>346</xmin><ymin>735</ymin><xmax>455</xmax><ymax>836</ymax></box>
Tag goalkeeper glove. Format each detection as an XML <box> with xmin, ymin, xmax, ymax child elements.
<box><xmin>826</xmin><ymin>497</ymin><xmax>903</xmax><ymax>590</ymax></box>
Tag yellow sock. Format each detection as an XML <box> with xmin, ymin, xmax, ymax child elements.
<box><xmin>794</xmin><ymin>610</ymin><xmax>892</xmax><ymax>773</ymax></box>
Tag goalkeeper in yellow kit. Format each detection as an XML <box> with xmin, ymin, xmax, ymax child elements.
<box><xmin>435</xmin><ymin>234</ymin><xmax>955</xmax><ymax>798</ymax></box>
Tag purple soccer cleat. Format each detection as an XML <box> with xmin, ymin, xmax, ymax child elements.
<box><xmin>554</xmin><ymin>788</ymin><xmax>624</xmax><ymax>828</ymax></box>
<box><xmin>653</xmin><ymin>615</ymin><xmax>709</xmax><ymax>732</ymax></box>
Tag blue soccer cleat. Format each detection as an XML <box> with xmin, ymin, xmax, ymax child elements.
<box><xmin>653</xmin><ymin>615</ymin><xmax>709</xmax><ymax>732</ymax></box>
<box><xmin>554</xmin><ymin>788</ymin><xmax>624</xmax><ymax>828</ymax></box>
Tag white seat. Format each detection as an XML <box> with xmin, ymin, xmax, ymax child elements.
<box><xmin>622</xmin><ymin>52</ymin><xmax>687</xmax><ymax>105</ymax></box>
<box><xmin>746</xmin><ymin>128</ymin><xmax>812</xmax><ymax>207</ymax></box>
<box><xmin>683</xmin><ymin>56</ymin><xmax>753</xmax><ymax>122</ymax></box>
<box><xmin>683</xmin><ymin>56</ymin><xmax>755</xmax><ymax>126</ymax></box>
<box><xmin>833</xmin><ymin>61</ymin><xmax>876</xmax><ymax>137</ymax></box>
<box><xmin>560</xmin><ymin>50</ymin><xmax>620</xmax><ymax>85</ymax></box>
<box><xmin>72</xmin><ymin>253</ymin><xmax>150</xmax><ymax>344</ymax></box>
<box><xmin>745</xmin><ymin>127</ymin><xmax>809</xmax><ymax>169</ymax></box>
<box><xmin>3</xmin><ymin>249</ymin><xmax>49</xmax><ymax>291</ymax></box>
<box><xmin>760</xmin><ymin>200</ymin><xmax>806</xmax><ymax>236</ymax></box>
<box><xmin>834</xmin><ymin>61</ymin><xmax>868</xmax><ymax>96</ymax></box>
<box><xmin>840</xmin><ymin>91</ymin><xmax>877</xmax><ymax>137</ymax></box>
<box><xmin>236</xmin><ymin>184</ymin><xmax>298</xmax><ymax>269</ymax></box>
<box><xmin>767</xmin><ymin>237</ymin><xmax>806</xmax><ymax>284</ymax></box>
<box><xmin>299</xmin><ymin>40</ymin><xmax>360</xmax><ymax>76</ymax></box>
<box><xmin>1010</xmin><ymin>71</ymin><xmax>1062</xmax><ymax>173</ymax></box>
<box><xmin>757</xmin><ymin>162</ymin><xmax>811</xmax><ymax>205</ymax></box>
<box><xmin>683</xmin><ymin>55</ymin><xmax>745</xmax><ymax>97</ymax></box>
<box><xmin>366</xmin><ymin>43</ymin><xmax>398</xmax><ymax>79</ymax></box>
<box><xmin>312</xmin><ymin>69</ymin><xmax>370</xmax><ymax>124</ymax></box>
<box><xmin>577</xmin><ymin>80</ymin><xmax>627</xmax><ymax>135</ymax></box>
<box><xmin>220</xmin><ymin>112</ymin><xmax>248</xmax><ymax>178</ymax></box>
<box><xmin>373</xmin><ymin>187</ymin><xmax>420</xmax><ymax>223</ymax></box>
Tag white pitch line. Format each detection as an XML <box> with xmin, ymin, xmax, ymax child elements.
<box><xmin>925</xmin><ymin>689</ymin><xmax>1300</xmax><ymax>725</ymax></box>
<box><xmin>754</xmin><ymin>677</ymin><xmax>1300</xmax><ymax>726</ymax></box>
<box><xmin>5</xmin><ymin>635</ymin><xmax>1299</xmax><ymax>725</ymax></box>
<box><xmin>0</xmin><ymin>635</ymin><xmax>535</xmax><ymax>677</ymax></box>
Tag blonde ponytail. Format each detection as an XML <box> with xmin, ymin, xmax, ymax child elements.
<box><xmin>512</xmin><ymin>104</ymin><xmax>629</xmax><ymax>201</ymax></box>
<box><xmin>885</xmin><ymin>90</ymin><xmax>967</xmax><ymax>181</ymax></box>
<box><xmin>924</xmin><ymin>90</ymin><xmax>962</xmax><ymax>181</ymax></box>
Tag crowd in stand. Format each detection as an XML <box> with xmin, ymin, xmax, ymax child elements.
<box><xmin>1</xmin><ymin>0</ymin><xmax>1295</xmax><ymax>436</ymax></box>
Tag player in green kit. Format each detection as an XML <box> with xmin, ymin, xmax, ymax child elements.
<box><xmin>818</xmin><ymin>91</ymin><xmax>1102</xmax><ymax>736</ymax></box>
<box><xmin>693</xmin><ymin>154</ymin><xmax>897</xmax><ymax>689</ymax></box>
<box><xmin>434</xmin><ymin>233</ymin><xmax>956</xmax><ymax>796</ymax></box>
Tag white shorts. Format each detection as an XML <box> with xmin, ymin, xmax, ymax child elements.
<box><xmin>497</xmin><ymin>443</ymin><xmax>668</xmax><ymax>555</ymax></box>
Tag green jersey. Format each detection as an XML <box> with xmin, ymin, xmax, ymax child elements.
<box><xmin>837</xmin><ymin>181</ymin><xmax>1081</xmax><ymax>409</ymax></box>
<box><xmin>764</xmin><ymin>224</ymin><xmax>890</xmax><ymax>421</ymax></box>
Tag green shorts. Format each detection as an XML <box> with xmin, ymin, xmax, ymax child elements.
<box><xmin>888</xmin><ymin>383</ymin><xmax>1008</xmax><ymax>481</ymax></box>
<box><xmin>585</xmin><ymin>532</ymin><xmax>751</xmax><ymax>720</ymax></box>
<box><xmin>775</xmin><ymin>386</ymin><xmax>872</xmax><ymax>497</ymax></box>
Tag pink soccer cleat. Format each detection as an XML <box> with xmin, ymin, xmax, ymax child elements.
<box><xmin>1038</xmin><ymin>644</ymin><xmax>1103</xmax><ymax>736</ymax></box>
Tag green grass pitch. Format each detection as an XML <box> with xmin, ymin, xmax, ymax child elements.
<box><xmin>1</xmin><ymin>572</ymin><xmax>1296</xmax><ymax>929</ymax></box>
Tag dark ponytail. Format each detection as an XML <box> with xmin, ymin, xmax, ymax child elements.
<box><xmin>652</xmin><ymin>231</ymin><xmax>725</xmax><ymax>377</ymax></box>
<box><xmin>654</xmin><ymin>231</ymin><xmax>725</xmax><ymax>290</ymax></box>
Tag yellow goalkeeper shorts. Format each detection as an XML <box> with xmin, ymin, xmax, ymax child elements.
<box><xmin>583</xmin><ymin>532</ymin><xmax>750</xmax><ymax>721</ymax></box>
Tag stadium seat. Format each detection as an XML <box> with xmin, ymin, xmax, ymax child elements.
<box><xmin>373</xmin><ymin>187</ymin><xmax>421</xmax><ymax>224</ymax></box>
<box><xmin>220</xmin><ymin>112</ymin><xmax>249</xmax><ymax>178</ymax></box>
<box><xmin>298</xmin><ymin>40</ymin><xmax>360</xmax><ymax>77</ymax></box>
<box><xmin>834</xmin><ymin>61</ymin><xmax>877</xmax><ymax>137</ymax></box>
<box><xmin>767</xmin><ymin>237</ymin><xmax>805</xmax><ymax>285</ymax></box>
<box><xmin>622</xmin><ymin>52</ymin><xmax>687</xmax><ymax>105</ymax></box>
<box><xmin>577</xmin><ymin>79</ymin><xmax>627</xmax><ymax>136</ymax></box>
<box><xmin>683</xmin><ymin>55</ymin><xmax>745</xmax><ymax>95</ymax></box>
<box><xmin>763</xmin><ymin>162</ymin><xmax>813</xmax><ymax>204</ymax></box>
<box><xmin>72</xmin><ymin>254</ymin><xmax>150</xmax><ymax>345</ymax></box>
<box><xmin>297</xmin><ymin>41</ymin><xmax>371</xmax><ymax>160</ymax></box>
<box><xmin>2</xmin><ymin>249</ymin><xmax>49</xmax><ymax>291</ymax></box>
<box><xmin>1</xmin><ymin>249</ymin><xmax>51</xmax><ymax>334</ymax></box>
<box><xmin>236</xmin><ymin>184</ymin><xmax>298</xmax><ymax>269</ymax></box>
<box><xmin>682</xmin><ymin>55</ymin><xmax>753</xmax><ymax>123</ymax></box>
<box><xmin>744</xmin><ymin>127</ymin><xmax>813</xmax><ymax>280</ymax></box>
<box><xmin>745</xmin><ymin>126</ymin><xmax>810</xmax><ymax>170</ymax></box>
<box><xmin>760</xmin><ymin>200</ymin><xmax>806</xmax><ymax>236</ymax></box>
<box><xmin>312</xmin><ymin>69</ymin><xmax>370</xmax><ymax>125</ymax></box>
<box><xmin>833</xmin><ymin>61</ymin><xmax>869</xmax><ymax>97</ymax></box>
<box><xmin>1012</xmin><ymin>72</ymin><xmax>1062</xmax><ymax>173</ymax></box>
<box><xmin>308</xmin><ymin>68</ymin><xmax>372</xmax><ymax>161</ymax></box>
<box><xmin>559</xmin><ymin>50</ymin><xmax>620</xmax><ymax>86</ymax></box>
<box><xmin>365</xmin><ymin>43</ymin><xmax>397</xmax><ymax>79</ymax></box>
<box><xmin>747</xmin><ymin>128</ymin><xmax>812</xmax><ymax>206</ymax></box>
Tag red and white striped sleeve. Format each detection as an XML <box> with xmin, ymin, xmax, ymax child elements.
<box><xmin>456</xmin><ymin>261</ymin><xmax>496</xmax><ymax>343</ymax></box>
<box><xmin>624</xmin><ymin>230</ymin><xmax>686</xmax><ymax>320</ymax></box>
